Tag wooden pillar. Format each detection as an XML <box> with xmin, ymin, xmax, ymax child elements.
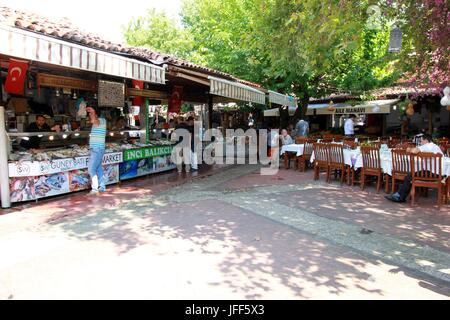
<box><xmin>208</xmin><ymin>94</ymin><xmax>213</xmax><ymax>130</ymax></box>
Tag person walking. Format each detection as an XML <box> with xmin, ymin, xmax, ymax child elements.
<box><xmin>295</xmin><ymin>118</ymin><xmax>309</xmax><ymax>137</ymax></box>
<box><xmin>344</xmin><ymin>114</ymin><xmax>357</xmax><ymax>137</ymax></box>
<box><xmin>86</xmin><ymin>105</ymin><xmax>107</xmax><ymax>194</ymax></box>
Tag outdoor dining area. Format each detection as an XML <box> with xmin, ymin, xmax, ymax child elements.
<box><xmin>280</xmin><ymin>135</ymin><xmax>450</xmax><ymax>208</ymax></box>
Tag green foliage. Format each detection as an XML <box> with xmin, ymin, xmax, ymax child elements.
<box><xmin>123</xmin><ymin>0</ymin><xmax>403</xmax><ymax>119</ymax></box>
<box><xmin>123</xmin><ymin>8</ymin><xmax>196</xmax><ymax>61</ymax></box>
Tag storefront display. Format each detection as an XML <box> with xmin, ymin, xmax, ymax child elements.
<box><xmin>7</xmin><ymin>140</ymin><xmax>177</xmax><ymax>202</ymax></box>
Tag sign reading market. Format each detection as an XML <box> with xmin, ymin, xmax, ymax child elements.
<box><xmin>8</xmin><ymin>152</ymin><xmax>123</xmax><ymax>177</ymax></box>
<box><xmin>123</xmin><ymin>145</ymin><xmax>174</xmax><ymax>161</ymax></box>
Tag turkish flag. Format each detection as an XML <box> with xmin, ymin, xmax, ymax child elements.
<box><xmin>5</xmin><ymin>59</ymin><xmax>29</xmax><ymax>95</ymax></box>
<box><xmin>168</xmin><ymin>85</ymin><xmax>183</xmax><ymax>114</ymax></box>
<box><xmin>132</xmin><ymin>80</ymin><xmax>144</xmax><ymax>106</ymax></box>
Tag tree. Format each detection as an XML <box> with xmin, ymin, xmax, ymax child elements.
<box><xmin>381</xmin><ymin>0</ymin><xmax>449</xmax><ymax>95</ymax></box>
<box><xmin>123</xmin><ymin>0</ymin><xmax>402</xmax><ymax>122</ymax></box>
<box><xmin>123</xmin><ymin>8</ymin><xmax>197</xmax><ymax>62</ymax></box>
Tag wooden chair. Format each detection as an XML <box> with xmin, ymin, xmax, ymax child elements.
<box><xmin>410</xmin><ymin>152</ymin><xmax>447</xmax><ymax>208</ymax></box>
<box><xmin>343</xmin><ymin>140</ymin><xmax>358</xmax><ymax>150</ymax></box>
<box><xmin>439</xmin><ymin>143</ymin><xmax>449</xmax><ymax>156</ymax></box>
<box><xmin>327</xmin><ymin>143</ymin><xmax>351</xmax><ymax>185</ymax></box>
<box><xmin>390</xmin><ymin>149</ymin><xmax>411</xmax><ymax>194</ymax></box>
<box><xmin>295</xmin><ymin>136</ymin><xmax>307</xmax><ymax>144</ymax></box>
<box><xmin>360</xmin><ymin>146</ymin><xmax>383</xmax><ymax>192</ymax></box>
<box><xmin>320</xmin><ymin>138</ymin><xmax>333</xmax><ymax>143</ymax></box>
<box><xmin>297</xmin><ymin>140</ymin><xmax>314</xmax><ymax>172</ymax></box>
<box><xmin>332</xmin><ymin>135</ymin><xmax>344</xmax><ymax>142</ymax></box>
<box><xmin>313</xmin><ymin>143</ymin><xmax>328</xmax><ymax>181</ymax></box>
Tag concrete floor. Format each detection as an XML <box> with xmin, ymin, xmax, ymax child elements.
<box><xmin>0</xmin><ymin>164</ymin><xmax>449</xmax><ymax>299</ymax></box>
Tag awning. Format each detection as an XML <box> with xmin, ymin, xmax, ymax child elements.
<box><xmin>209</xmin><ymin>76</ymin><xmax>265</xmax><ymax>105</ymax></box>
<box><xmin>0</xmin><ymin>25</ymin><xmax>165</xmax><ymax>84</ymax></box>
<box><xmin>268</xmin><ymin>90</ymin><xmax>298</xmax><ymax>108</ymax></box>
<box><xmin>306</xmin><ymin>99</ymin><xmax>399</xmax><ymax>115</ymax></box>
<box><xmin>264</xmin><ymin>106</ymin><xmax>297</xmax><ymax>117</ymax></box>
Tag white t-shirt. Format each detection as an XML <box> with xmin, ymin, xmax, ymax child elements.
<box><xmin>344</xmin><ymin>118</ymin><xmax>354</xmax><ymax>135</ymax></box>
<box><xmin>418</xmin><ymin>142</ymin><xmax>443</xmax><ymax>154</ymax></box>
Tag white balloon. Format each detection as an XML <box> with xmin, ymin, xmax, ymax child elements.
<box><xmin>440</xmin><ymin>95</ymin><xmax>450</xmax><ymax>106</ymax></box>
<box><xmin>443</xmin><ymin>86</ymin><xmax>450</xmax><ymax>97</ymax></box>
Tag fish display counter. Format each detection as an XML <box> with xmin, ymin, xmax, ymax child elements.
<box><xmin>8</xmin><ymin>141</ymin><xmax>177</xmax><ymax>203</ymax></box>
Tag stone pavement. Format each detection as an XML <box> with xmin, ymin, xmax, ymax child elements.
<box><xmin>0</xmin><ymin>164</ymin><xmax>449</xmax><ymax>299</ymax></box>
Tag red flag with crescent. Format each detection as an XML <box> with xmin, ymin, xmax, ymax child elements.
<box><xmin>168</xmin><ymin>85</ymin><xmax>183</xmax><ymax>113</ymax></box>
<box><xmin>5</xmin><ymin>59</ymin><xmax>28</xmax><ymax>95</ymax></box>
<box><xmin>132</xmin><ymin>80</ymin><xmax>144</xmax><ymax>106</ymax></box>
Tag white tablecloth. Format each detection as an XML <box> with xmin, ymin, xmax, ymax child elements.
<box><xmin>353</xmin><ymin>150</ymin><xmax>450</xmax><ymax>176</ymax></box>
<box><xmin>281</xmin><ymin>144</ymin><xmax>304</xmax><ymax>156</ymax></box>
<box><xmin>310</xmin><ymin>149</ymin><xmax>359</xmax><ymax>166</ymax></box>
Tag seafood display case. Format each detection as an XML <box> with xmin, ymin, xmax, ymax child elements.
<box><xmin>7</xmin><ymin>131</ymin><xmax>177</xmax><ymax>203</ymax></box>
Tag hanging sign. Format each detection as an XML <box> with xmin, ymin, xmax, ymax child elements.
<box><xmin>5</xmin><ymin>59</ymin><xmax>29</xmax><ymax>95</ymax></box>
<box><xmin>168</xmin><ymin>85</ymin><xmax>183</xmax><ymax>113</ymax></box>
<box><xmin>8</xmin><ymin>152</ymin><xmax>123</xmax><ymax>177</ymax></box>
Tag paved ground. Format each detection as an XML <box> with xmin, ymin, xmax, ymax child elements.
<box><xmin>0</xmin><ymin>164</ymin><xmax>449</xmax><ymax>299</ymax></box>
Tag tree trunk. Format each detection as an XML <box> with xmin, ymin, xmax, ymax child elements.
<box><xmin>292</xmin><ymin>90</ymin><xmax>310</xmax><ymax>123</ymax></box>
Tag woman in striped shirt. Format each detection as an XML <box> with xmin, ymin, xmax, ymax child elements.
<box><xmin>86</xmin><ymin>106</ymin><xmax>107</xmax><ymax>194</ymax></box>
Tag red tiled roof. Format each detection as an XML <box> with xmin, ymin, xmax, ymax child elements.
<box><xmin>309</xmin><ymin>83</ymin><xmax>437</xmax><ymax>103</ymax></box>
<box><xmin>0</xmin><ymin>6</ymin><xmax>262</xmax><ymax>88</ymax></box>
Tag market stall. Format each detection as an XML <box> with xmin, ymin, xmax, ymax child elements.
<box><xmin>6</xmin><ymin>137</ymin><xmax>176</xmax><ymax>203</ymax></box>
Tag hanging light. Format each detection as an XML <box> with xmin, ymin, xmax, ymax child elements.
<box><xmin>55</xmin><ymin>89</ymin><xmax>60</xmax><ymax>97</ymax></box>
<box><xmin>93</xmin><ymin>93</ymin><xmax>98</xmax><ymax>100</ymax></box>
<box><xmin>328</xmin><ymin>100</ymin><xmax>335</xmax><ymax>111</ymax></box>
<box><xmin>388</xmin><ymin>25</ymin><xmax>402</xmax><ymax>53</ymax></box>
<box><xmin>393</xmin><ymin>105</ymin><xmax>397</xmax><ymax>110</ymax></box>
<box><xmin>74</xmin><ymin>133</ymin><xmax>80</xmax><ymax>137</ymax></box>
<box><xmin>440</xmin><ymin>86</ymin><xmax>450</xmax><ymax>110</ymax></box>
<box><xmin>109</xmin><ymin>132</ymin><xmax>114</xmax><ymax>137</ymax></box>
<box><xmin>62</xmin><ymin>134</ymin><xmax>68</xmax><ymax>139</ymax></box>
<box><xmin>72</xmin><ymin>90</ymin><xmax>77</xmax><ymax>99</ymax></box>
<box><xmin>49</xmin><ymin>135</ymin><xmax>54</xmax><ymax>141</ymax></box>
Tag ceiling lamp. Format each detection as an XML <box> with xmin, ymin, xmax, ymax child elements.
<box><xmin>328</xmin><ymin>100</ymin><xmax>335</xmax><ymax>111</ymax></box>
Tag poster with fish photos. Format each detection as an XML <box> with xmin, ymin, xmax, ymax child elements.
<box><xmin>103</xmin><ymin>164</ymin><xmax>119</xmax><ymax>185</ymax></box>
<box><xmin>69</xmin><ymin>169</ymin><xmax>91</xmax><ymax>191</ymax></box>
<box><xmin>119</xmin><ymin>160</ymin><xmax>138</xmax><ymax>180</ymax></box>
<box><xmin>35</xmin><ymin>172</ymin><xmax>70</xmax><ymax>198</ymax></box>
<box><xmin>10</xmin><ymin>176</ymin><xmax>36</xmax><ymax>202</ymax></box>
<box><xmin>137</xmin><ymin>158</ymin><xmax>154</xmax><ymax>176</ymax></box>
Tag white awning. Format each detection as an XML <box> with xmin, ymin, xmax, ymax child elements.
<box><xmin>306</xmin><ymin>99</ymin><xmax>399</xmax><ymax>115</ymax></box>
<box><xmin>263</xmin><ymin>106</ymin><xmax>297</xmax><ymax>117</ymax></box>
<box><xmin>268</xmin><ymin>90</ymin><xmax>297</xmax><ymax>108</ymax></box>
<box><xmin>209</xmin><ymin>76</ymin><xmax>265</xmax><ymax>105</ymax></box>
<box><xmin>0</xmin><ymin>25</ymin><xmax>165</xmax><ymax>84</ymax></box>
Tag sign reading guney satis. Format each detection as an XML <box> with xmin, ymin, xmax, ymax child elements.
<box><xmin>123</xmin><ymin>145</ymin><xmax>174</xmax><ymax>161</ymax></box>
<box><xmin>8</xmin><ymin>152</ymin><xmax>123</xmax><ymax>177</ymax></box>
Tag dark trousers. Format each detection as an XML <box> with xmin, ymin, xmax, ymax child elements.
<box><xmin>397</xmin><ymin>174</ymin><xmax>412</xmax><ymax>200</ymax></box>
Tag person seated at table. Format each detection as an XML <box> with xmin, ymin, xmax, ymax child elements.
<box><xmin>288</xmin><ymin>124</ymin><xmax>297</xmax><ymax>138</ymax></box>
<box><xmin>280</xmin><ymin>129</ymin><xmax>294</xmax><ymax>145</ymax></box>
<box><xmin>385</xmin><ymin>134</ymin><xmax>443</xmax><ymax>203</ymax></box>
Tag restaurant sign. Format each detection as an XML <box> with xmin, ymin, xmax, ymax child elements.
<box><xmin>123</xmin><ymin>146</ymin><xmax>174</xmax><ymax>161</ymax></box>
<box><xmin>9</xmin><ymin>152</ymin><xmax>123</xmax><ymax>177</ymax></box>
<box><xmin>314</xmin><ymin>105</ymin><xmax>391</xmax><ymax>115</ymax></box>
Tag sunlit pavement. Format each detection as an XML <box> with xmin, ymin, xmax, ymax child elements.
<box><xmin>0</xmin><ymin>164</ymin><xmax>449</xmax><ymax>299</ymax></box>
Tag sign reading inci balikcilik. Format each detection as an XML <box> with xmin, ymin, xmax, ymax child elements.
<box><xmin>123</xmin><ymin>145</ymin><xmax>174</xmax><ymax>161</ymax></box>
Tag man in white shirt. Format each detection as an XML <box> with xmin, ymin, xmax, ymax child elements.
<box><xmin>385</xmin><ymin>134</ymin><xmax>443</xmax><ymax>202</ymax></box>
<box><xmin>344</xmin><ymin>114</ymin><xmax>357</xmax><ymax>136</ymax></box>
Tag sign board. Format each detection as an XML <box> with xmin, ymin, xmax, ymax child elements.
<box><xmin>8</xmin><ymin>152</ymin><xmax>123</xmax><ymax>177</ymax></box>
<box><xmin>306</xmin><ymin>105</ymin><xmax>391</xmax><ymax>115</ymax></box>
<box><xmin>123</xmin><ymin>145</ymin><xmax>174</xmax><ymax>161</ymax></box>
<box><xmin>37</xmin><ymin>73</ymin><xmax>97</xmax><ymax>91</ymax></box>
